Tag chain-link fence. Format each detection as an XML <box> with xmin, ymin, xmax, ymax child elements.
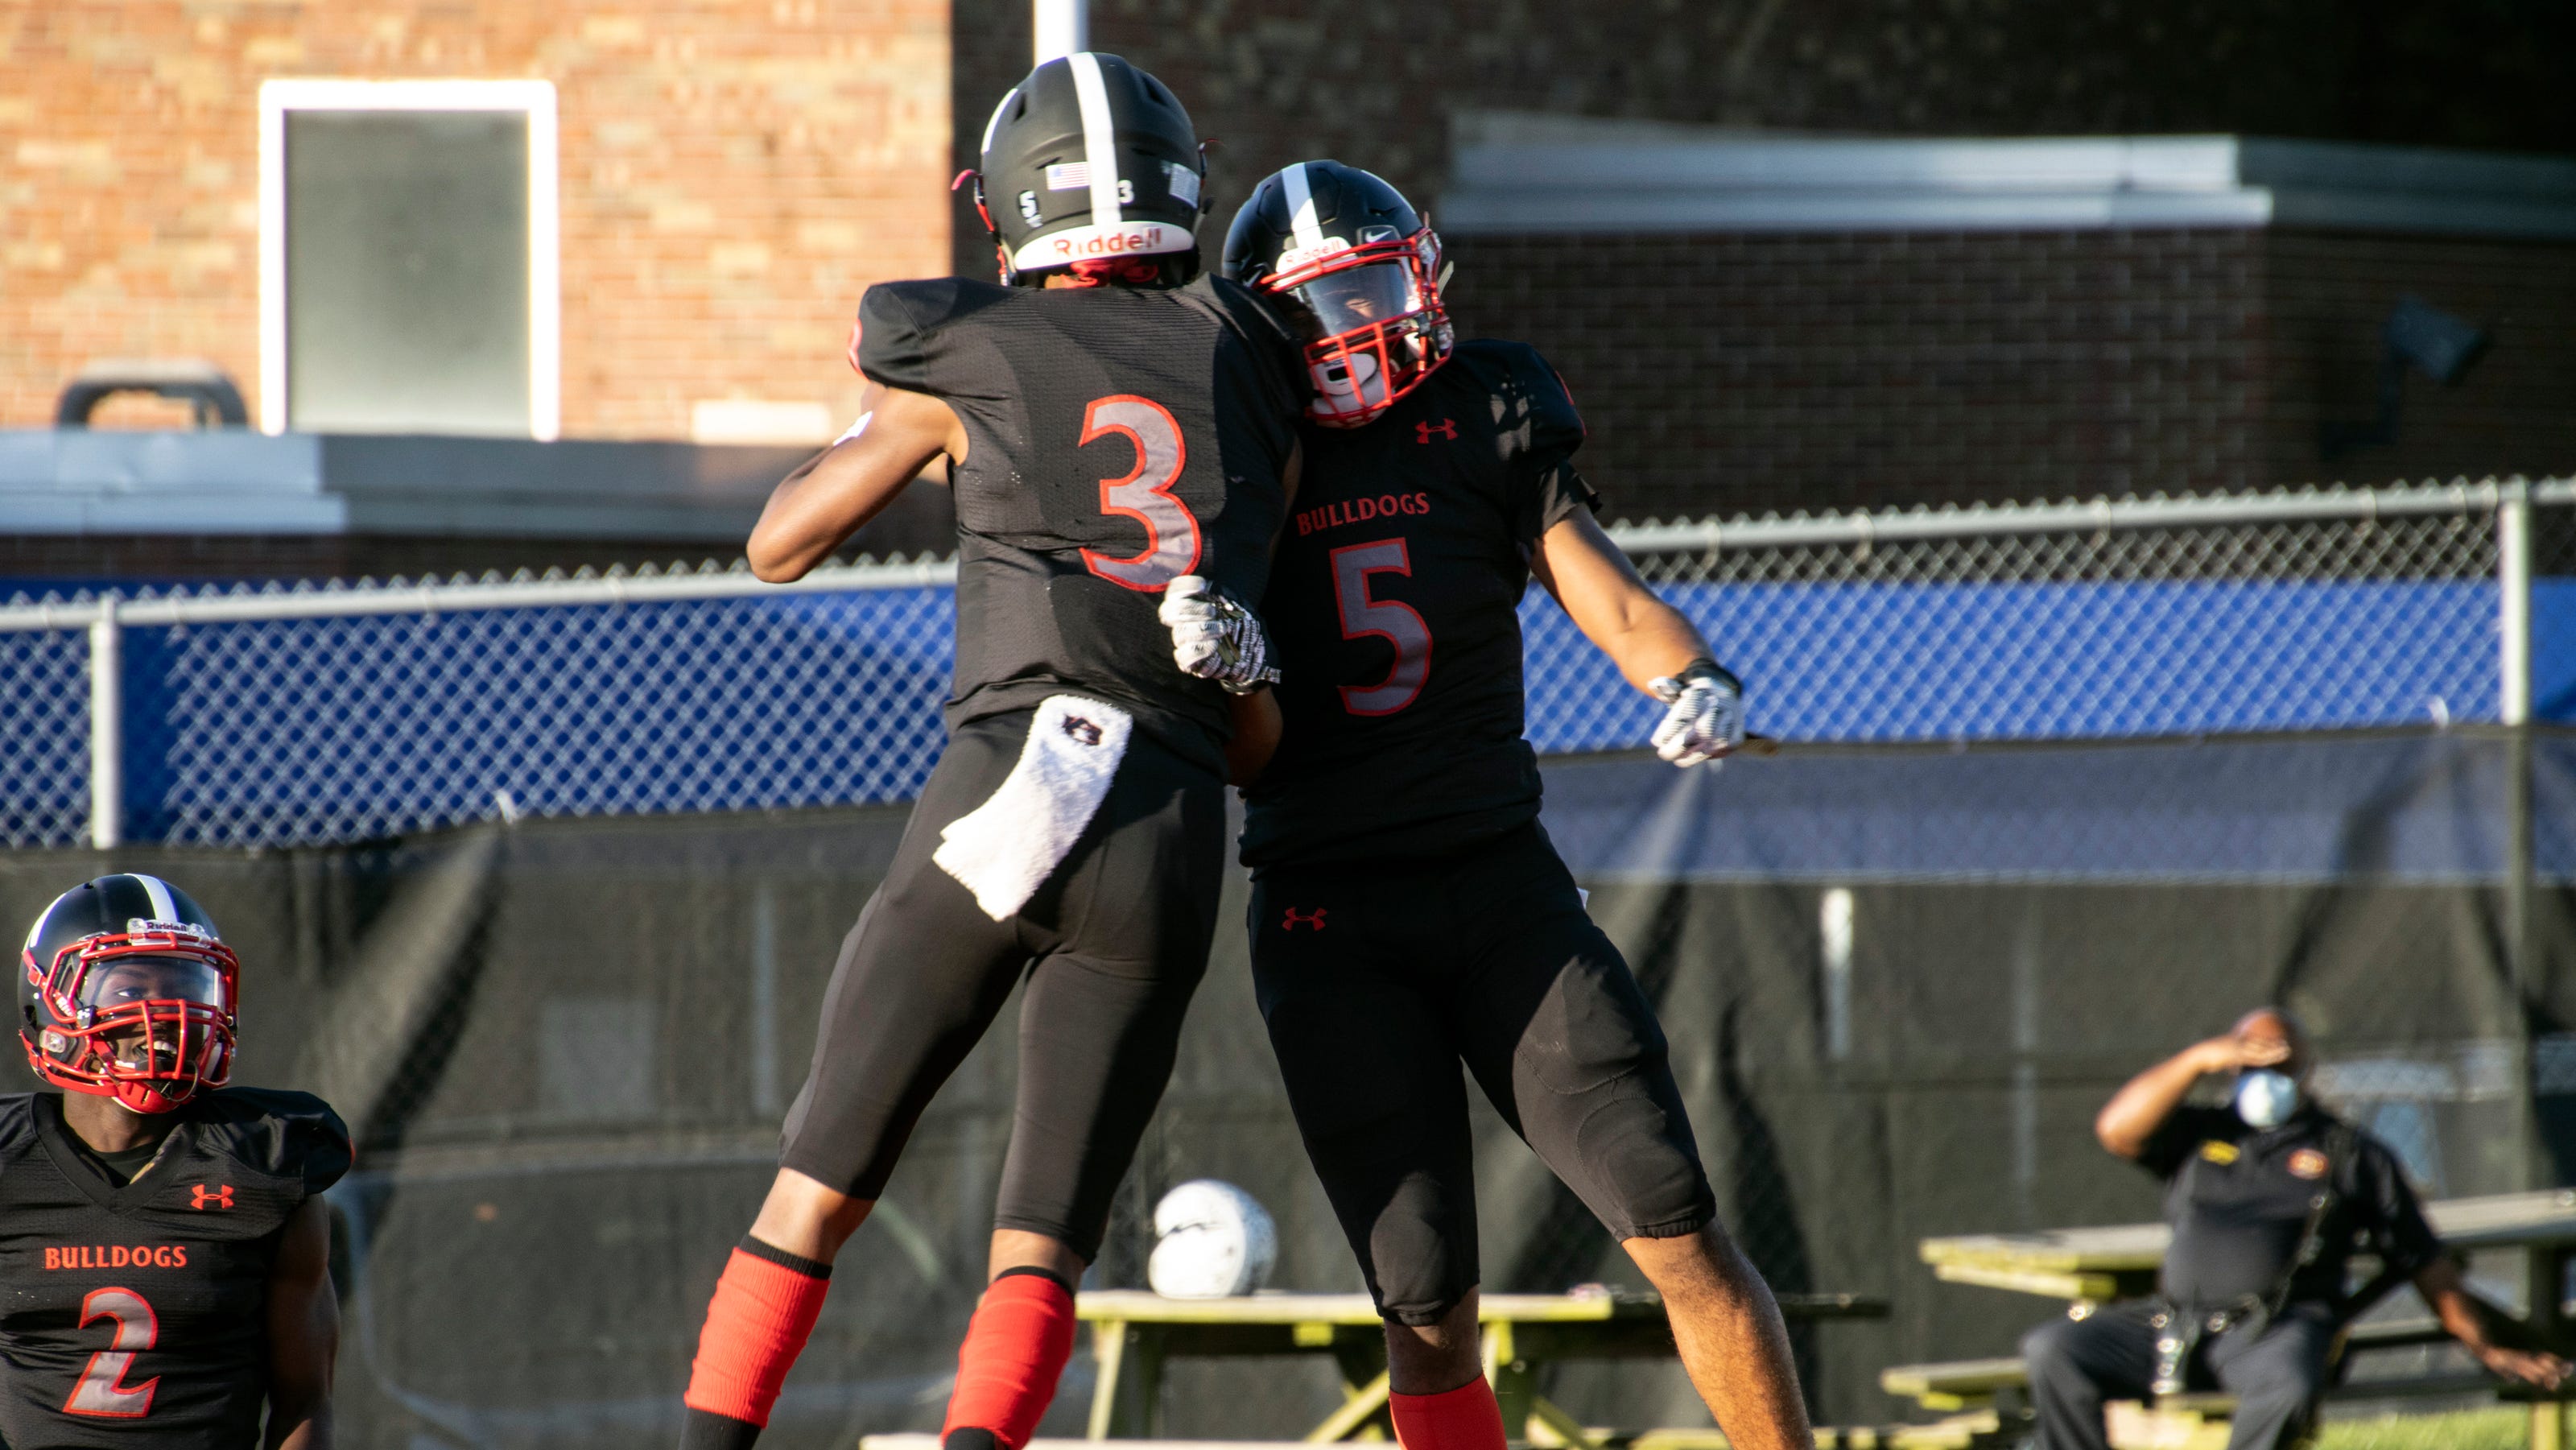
<box><xmin>0</xmin><ymin>477</ymin><xmax>2567</xmax><ymax>849</ymax></box>
<box><xmin>1529</xmin><ymin>479</ymin><xmax>2559</xmax><ymax>753</ymax></box>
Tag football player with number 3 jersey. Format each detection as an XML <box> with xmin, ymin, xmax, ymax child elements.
<box><xmin>1</xmin><ymin>874</ymin><xmax>349</xmax><ymax>1450</ymax></box>
<box><xmin>676</xmin><ymin>55</ymin><xmax>1304</xmax><ymax>1450</ymax></box>
<box><xmin>1221</xmin><ymin>163</ymin><xmax>1814</xmax><ymax>1450</ymax></box>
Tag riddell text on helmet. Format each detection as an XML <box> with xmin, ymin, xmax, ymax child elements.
<box><xmin>1046</xmin><ymin>224</ymin><xmax>1174</xmax><ymax>262</ymax></box>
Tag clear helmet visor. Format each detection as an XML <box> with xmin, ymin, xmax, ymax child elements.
<box><xmin>76</xmin><ymin>955</ymin><xmax>226</xmax><ymax>1012</ymax></box>
<box><xmin>1288</xmin><ymin>261</ymin><xmax>1422</xmax><ymax>341</ymax></box>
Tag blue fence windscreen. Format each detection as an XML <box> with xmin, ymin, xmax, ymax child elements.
<box><xmin>0</xmin><ymin>572</ymin><xmax>2565</xmax><ymax>849</ymax></box>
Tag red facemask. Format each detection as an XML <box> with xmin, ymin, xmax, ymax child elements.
<box><xmin>1261</xmin><ymin>229</ymin><xmax>1454</xmax><ymax>428</ymax></box>
<box><xmin>23</xmin><ymin>927</ymin><xmax>238</xmax><ymax>1114</ymax></box>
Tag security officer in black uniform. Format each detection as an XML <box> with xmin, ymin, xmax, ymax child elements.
<box><xmin>2022</xmin><ymin>1008</ymin><xmax>2567</xmax><ymax>1450</ymax></box>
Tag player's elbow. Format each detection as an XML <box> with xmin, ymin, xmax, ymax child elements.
<box><xmin>745</xmin><ymin>531</ymin><xmax>814</xmax><ymax>584</ymax></box>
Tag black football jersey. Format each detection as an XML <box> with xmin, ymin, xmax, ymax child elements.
<box><xmin>855</xmin><ymin>275</ymin><xmax>1305</xmax><ymax>770</ymax></box>
<box><xmin>0</xmin><ymin>1089</ymin><xmax>351</xmax><ymax>1450</ymax></box>
<box><xmin>1241</xmin><ymin>341</ymin><xmax>1598</xmax><ymax>869</ymax></box>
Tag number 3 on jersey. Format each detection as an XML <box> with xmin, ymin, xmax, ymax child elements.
<box><xmin>64</xmin><ymin>1286</ymin><xmax>159</xmax><ymax>1418</ymax></box>
<box><xmin>1331</xmin><ymin>539</ymin><xmax>1432</xmax><ymax>716</ymax></box>
<box><xmin>1078</xmin><ymin>395</ymin><xmax>1202</xmax><ymax>591</ymax></box>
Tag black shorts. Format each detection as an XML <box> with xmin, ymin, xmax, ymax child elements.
<box><xmin>1249</xmin><ymin>824</ymin><xmax>1715</xmax><ymax>1324</ymax></box>
<box><xmin>780</xmin><ymin>707</ymin><xmax>1225</xmax><ymax>1261</ymax></box>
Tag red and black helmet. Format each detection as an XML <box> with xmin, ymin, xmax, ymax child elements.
<box><xmin>20</xmin><ymin>874</ymin><xmax>238</xmax><ymax>1114</ymax></box>
<box><xmin>1223</xmin><ymin>161</ymin><xmax>1455</xmax><ymax>428</ymax></box>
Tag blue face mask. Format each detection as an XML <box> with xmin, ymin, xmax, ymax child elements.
<box><xmin>2235</xmin><ymin>1068</ymin><xmax>2300</xmax><ymax>1129</ymax></box>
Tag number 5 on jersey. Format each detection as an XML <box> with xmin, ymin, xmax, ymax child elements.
<box><xmin>1331</xmin><ymin>539</ymin><xmax>1431</xmax><ymax>716</ymax></box>
<box><xmin>1078</xmin><ymin>395</ymin><xmax>1202</xmax><ymax>591</ymax></box>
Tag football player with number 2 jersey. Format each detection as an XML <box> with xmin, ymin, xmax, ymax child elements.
<box><xmin>676</xmin><ymin>54</ymin><xmax>1305</xmax><ymax>1450</ymax></box>
<box><xmin>1</xmin><ymin>874</ymin><xmax>349</xmax><ymax>1450</ymax></box>
<box><xmin>1222</xmin><ymin>163</ymin><xmax>1813</xmax><ymax>1450</ymax></box>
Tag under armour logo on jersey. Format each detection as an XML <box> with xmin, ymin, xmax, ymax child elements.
<box><xmin>1281</xmin><ymin>907</ymin><xmax>1328</xmax><ymax>932</ymax></box>
<box><xmin>190</xmin><ymin>1184</ymin><xmax>233</xmax><ymax>1210</ymax></box>
<box><xmin>1060</xmin><ymin>714</ymin><xmax>1104</xmax><ymax>747</ymax></box>
<box><xmin>1416</xmin><ymin>419</ymin><xmax>1458</xmax><ymax>444</ymax></box>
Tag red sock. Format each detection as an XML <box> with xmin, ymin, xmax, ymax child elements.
<box><xmin>682</xmin><ymin>1239</ymin><xmax>832</xmax><ymax>1433</ymax></box>
<box><xmin>1391</xmin><ymin>1378</ymin><xmax>1509</xmax><ymax>1450</ymax></box>
<box><xmin>941</xmin><ymin>1268</ymin><xmax>1077</xmax><ymax>1449</ymax></box>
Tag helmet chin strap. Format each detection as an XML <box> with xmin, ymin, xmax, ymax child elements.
<box><xmin>955</xmin><ymin>168</ymin><xmax>1015</xmax><ymax>285</ymax></box>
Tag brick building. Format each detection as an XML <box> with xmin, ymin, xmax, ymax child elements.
<box><xmin>1</xmin><ymin>0</ymin><xmax>948</xmax><ymax>443</ymax></box>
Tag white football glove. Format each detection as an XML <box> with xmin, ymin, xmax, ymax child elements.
<box><xmin>1647</xmin><ymin>660</ymin><xmax>1745</xmax><ymax>768</ymax></box>
<box><xmin>1158</xmin><ymin>575</ymin><xmax>1280</xmax><ymax>696</ymax></box>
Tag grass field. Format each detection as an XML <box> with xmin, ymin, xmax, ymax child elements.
<box><xmin>2315</xmin><ymin>1406</ymin><xmax>2533</xmax><ymax>1449</ymax></box>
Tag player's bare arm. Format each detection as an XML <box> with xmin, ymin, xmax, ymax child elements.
<box><xmin>262</xmin><ymin>1196</ymin><xmax>338</xmax><ymax>1450</ymax></box>
<box><xmin>745</xmin><ymin>381</ymin><xmax>967</xmax><ymax>582</ymax></box>
<box><xmin>1532</xmin><ymin>510</ymin><xmax>1744</xmax><ymax>766</ymax></box>
<box><xmin>1224</xmin><ymin>689</ymin><xmax>1282</xmax><ymax>785</ymax></box>
<box><xmin>1531</xmin><ymin>510</ymin><xmax>1711</xmax><ymax>692</ymax></box>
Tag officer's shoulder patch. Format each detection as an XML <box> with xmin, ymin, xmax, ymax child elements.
<box><xmin>2199</xmin><ymin>1140</ymin><xmax>2241</xmax><ymax>1164</ymax></box>
<box><xmin>2288</xmin><ymin>1147</ymin><xmax>2330</xmax><ymax>1179</ymax></box>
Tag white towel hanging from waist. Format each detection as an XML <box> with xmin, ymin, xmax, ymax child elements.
<box><xmin>933</xmin><ymin>695</ymin><xmax>1133</xmax><ymax>921</ymax></box>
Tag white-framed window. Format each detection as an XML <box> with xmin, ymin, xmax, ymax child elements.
<box><xmin>259</xmin><ymin>79</ymin><xmax>559</xmax><ymax>439</ymax></box>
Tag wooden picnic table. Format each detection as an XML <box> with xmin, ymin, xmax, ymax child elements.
<box><xmin>1920</xmin><ymin>1188</ymin><xmax>2576</xmax><ymax>1317</ymax></box>
<box><xmin>1076</xmin><ymin>1287</ymin><xmax>1888</xmax><ymax>1444</ymax></box>
<box><xmin>1917</xmin><ymin>1188</ymin><xmax>2576</xmax><ymax>1450</ymax></box>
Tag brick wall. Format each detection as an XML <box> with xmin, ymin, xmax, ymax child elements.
<box><xmin>1444</xmin><ymin>228</ymin><xmax>2576</xmax><ymax>522</ymax></box>
<box><xmin>0</xmin><ymin>1</ymin><xmax>949</xmax><ymax>439</ymax></box>
<box><xmin>1446</xmin><ymin>230</ymin><xmax>2267</xmax><ymax>520</ymax></box>
<box><xmin>2260</xmin><ymin>232</ymin><xmax>2576</xmax><ymax>490</ymax></box>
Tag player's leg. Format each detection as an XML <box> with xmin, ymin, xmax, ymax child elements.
<box><xmin>1249</xmin><ymin>865</ymin><xmax>1509</xmax><ymax>1450</ymax></box>
<box><xmin>939</xmin><ymin>728</ymin><xmax>1229</xmax><ymax>1450</ymax></box>
<box><xmin>681</xmin><ymin>717</ymin><xmax>1036</xmax><ymax>1450</ymax></box>
<box><xmin>1620</xmin><ymin>1230</ymin><xmax>1813</xmax><ymax>1450</ymax></box>
<box><xmin>1444</xmin><ymin>825</ymin><xmax>1812</xmax><ymax>1450</ymax></box>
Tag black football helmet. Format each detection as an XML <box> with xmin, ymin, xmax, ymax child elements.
<box><xmin>21</xmin><ymin>874</ymin><xmax>238</xmax><ymax>1114</ymax></box>
<box><xmin>1223</xmin><ymin>161</ymin><xmax>1455</xmax><ymax>427</ymax></box>
<box><xmin>968</xmin><ymin>52</ymin><xmax>1208</xmax><ymax>287</ymax></box>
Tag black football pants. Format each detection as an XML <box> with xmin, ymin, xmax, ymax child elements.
<box><xmin>778</xmin><ymin>708</ymin><xmax>1224</xmax><ymax>1262</ymax></box>
<box><xmin>2021</xmin><ymin>1299</ymin><xmax>2337</xmax><ymax>1450</ymax></box>
<box><xmin>1249</xmin><ymin>823</ymin><xmax>1717</xmax><ymax>1324</ymax></box>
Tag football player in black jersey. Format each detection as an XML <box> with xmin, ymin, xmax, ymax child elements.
<box><xmin>1221</xmin><ymin>163</ymin><xmax>1812</xmax><ymax>1450</ymax></box>
<box><xmin>677</xmin><ymin>54</ymin><xmax>1305</xmax><ymax>1450</ymax></box>
<box><xmin>2</xmin><ymin>874</ymin><xmax>349</xmax><ymax>1450</ymax></box>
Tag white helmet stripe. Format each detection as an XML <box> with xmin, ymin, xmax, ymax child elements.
<box><xmin>133</xmin><ymin>874</ymin><xmax>177</xmax><ymax>923</ymax></box>
<box><xmin>1066</xmin><ymin>52</ymin><xmax>1123</xmax><ymax>228</ymax></box>
<box><xmin>979</xmin><ymin>85</ymin><xmax>1019</xmax><ymax>158</ymax></box>
<box><xmin>1279</xmin><ymin>163</ymin><xmax>1323</xmax><ymax>250</ymax></box>
<box><xmin>26</xmin><ymin>890</ymin><xmax>69</xmax><ymax>952</ymax></box>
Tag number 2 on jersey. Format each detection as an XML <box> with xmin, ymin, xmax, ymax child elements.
<box><xmin>1331</xmin><ymin>539</ymin><xmax>1432</xmax><ymax>716</ymax></box>
<box><xmin>1077</xmin><ymin>395</ymin><xmax>1202</xmax><ymax>591</ymax></box>
<box><xmin>64</xmin><ymin>1285</ymin><xmax>159</xmax><ymax>1418</ymax></box>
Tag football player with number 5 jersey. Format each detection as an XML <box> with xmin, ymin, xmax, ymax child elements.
<box><xmin>1</xmin><ymin>874</ymin><xmax>349</xmax><ymax>1450</ymax></box>
<box><xmin>675</xmin><ymin>54</ymin><xmax>1305</xmax><ymax>1450</ymax></box>
<box><xmin>1221</xmin><ymin>163</ymin><xmax>1813</xmax><ymax>1450</ymax></box>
